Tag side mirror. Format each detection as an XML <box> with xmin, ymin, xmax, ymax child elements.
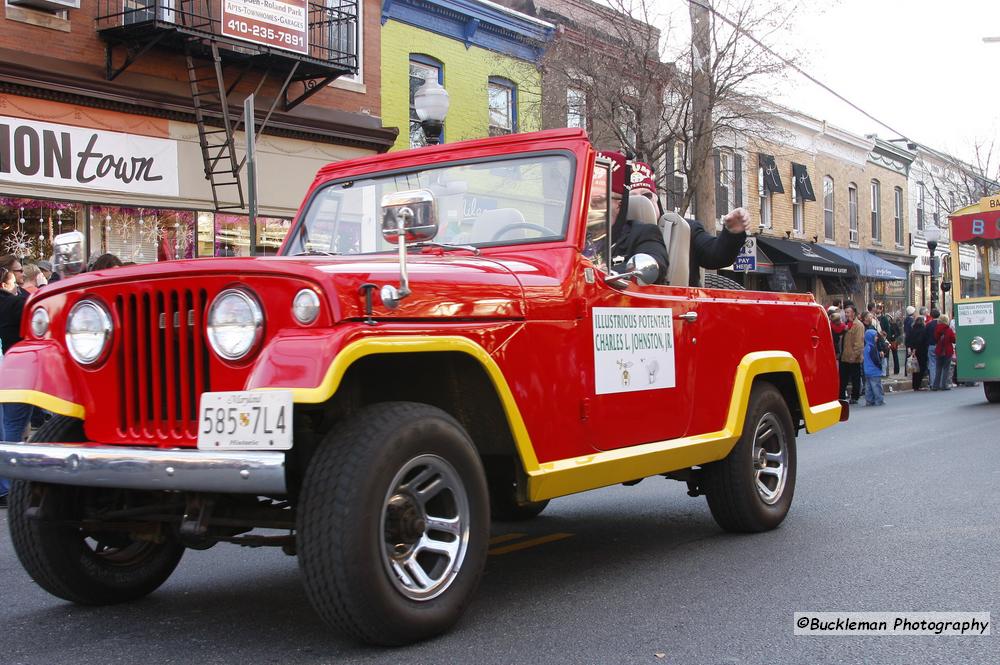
<box><xmin>605</xmin><ymin>253</ymin><xmax>660</xmax><ymax>287</ymax></box>
<box><xmin>53</xmin><ymin>230</ymin><xmax>85</xmax><ymax>276</ymax></box>
<box><xmin>381</xmin><ymin>189</ymin><xmax>439</xmax><ymax>244</ymax></box>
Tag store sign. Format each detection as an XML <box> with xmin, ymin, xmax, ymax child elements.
<box><xmin>0</xmin><ymin>116</ymin><xmax>178</xmax><ymax>197</ymax></box>
<box><xmin>221</xmin><ymin>0</ymin><xmax>308</xmax><ymax>55</ymax></box>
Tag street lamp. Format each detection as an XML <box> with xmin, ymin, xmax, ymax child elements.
<box><xmin>414</xmin><ymin>78</ymin><xmax>449</xmax><ymax>146</ymax></box>
<box><xmin>926</xmin><ymin>223</ymin><xmax>941</xmax><ymax>310</ymax></box>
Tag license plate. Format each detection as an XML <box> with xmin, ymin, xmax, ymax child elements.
<box><xmin>197</xmin><ymin>390</ymin><xmax>293</xmax><ymax>451</ymax></box>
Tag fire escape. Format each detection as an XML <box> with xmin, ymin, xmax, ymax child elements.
<box><xmin>96</xmin><ymin>0</ymin><xmax>359</xmax><ymax>211</ymax></box>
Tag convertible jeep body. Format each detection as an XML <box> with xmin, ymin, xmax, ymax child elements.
<box><xmin>0</xmin><ymin>129</ymin><xmax>846</xmax><ymax>645</ymax></box>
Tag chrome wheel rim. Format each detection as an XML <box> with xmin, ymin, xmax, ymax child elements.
<box><xmin>379</xmin><ymin>454</ymin><xmax>470</xmax><ymax>601</ymax></box>
<box><xmin>751</xmin><ymin>413</ymin><xmax>788</xmax><ymax>505</ymax></box>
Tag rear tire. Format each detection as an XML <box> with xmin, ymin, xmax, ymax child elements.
<box><xmin>985</xmin><ymin>381</ymin><xmax>1000</xmax><ymax>403</ymax></box>
<box><xmin>8</xmin><ymin>417</ymin><xmax>185</xmax><ymax>605</ymax></box>
<box><xmin>296</xmin><ymin>402</ymin><xmax>489</xmax><ymax>646</ymax></box>
<box><xmin>702</xmin><ymin>384</ymin><xmax>797</xmax><ymax>533</ymax></box>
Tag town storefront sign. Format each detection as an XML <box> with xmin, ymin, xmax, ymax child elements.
<box><xmin>0</xmin><ymin>116</ymin><xmax>178</xmax><ymax>197</ymax></box>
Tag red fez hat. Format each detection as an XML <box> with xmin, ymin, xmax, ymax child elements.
<box><xmin>597</xmin><ymin>151</ymin><xmax>627</xmax><ymax>195</ymax></box>
<box><xmin>629</xmin><ymin>161</ymin><xmax>656</xmax><ymax>193</ymax></box>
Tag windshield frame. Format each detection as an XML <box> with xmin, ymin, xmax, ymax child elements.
<box><xmin>281</xmin><ymin>149</ymin><xmax>578</xmax><ymax>257</ymax></box>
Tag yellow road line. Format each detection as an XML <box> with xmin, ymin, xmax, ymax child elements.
<box><xmin>488</xmin><ymin>533</ymin><xmax>527</xmax><ymax>546</ymax></box>
<box><xmin>488</xmin><ymin>533</ymin><xmax>574</xmax><ymax>556</ymax></box>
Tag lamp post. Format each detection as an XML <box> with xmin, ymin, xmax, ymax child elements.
<box><xmin>414</xmin><ymin>78</ymin><xmax>449</xmax><ymax>146</ymax></box>
<box><xmin>926</xmin><ymin>223</ymin><xmax>940</xmax><ymax>311</ymax></box>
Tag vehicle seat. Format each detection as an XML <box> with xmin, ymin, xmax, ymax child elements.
<box><xmin>627</xmin><ymin>195</ymin><xmax>659</xmax><ymax>227</ymax></box>
<box><xmin>659</xmin><ymin>212</ymin><xmax>691</xmax><ymax>286</ymax></box>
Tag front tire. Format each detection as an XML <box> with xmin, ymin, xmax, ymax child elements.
<box><xmin>296</xmin><ymin>402</ymin><xmax>489</xmax><ymax>646</ymax></box>
<box><xmin>702</xmin><ymin>383</ymin><xmax>797</xmax><ymax>533</ymax></box>
<box><xmin>985</xmin><ymin>381</ymin><xmax>1000</xmax><ymax>403</ymax></box>
<box><xmin>8</xmin><ymin>417</ymin><xmax>185</xmax><ymax>605</ymax></box>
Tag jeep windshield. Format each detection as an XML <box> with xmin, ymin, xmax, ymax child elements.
<box><xmin>284</xmin><ymin>153</ymin><xmax>573</xmax><ymax>255</ymax></box>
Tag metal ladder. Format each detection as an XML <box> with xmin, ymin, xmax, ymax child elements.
<box><xmin>184</xmin><ymin>40</ymin><xmax>245</xmax><ymax>211</ymax></box>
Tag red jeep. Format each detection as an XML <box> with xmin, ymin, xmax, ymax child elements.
<box><xmin>0</xmin><ymin>129</ymin><xmax>845</xmax><ymax>645</ymax></box>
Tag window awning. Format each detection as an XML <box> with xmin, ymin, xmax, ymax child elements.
<box><xmin>758</xmin><ymin>154</ymin><xmax>784</xmax><ymax>194</ymax></box>
<box><xmin>821</xmin><ymin>246</ymin><xmax>907</xmax><ymax>281</ymax></box>
<box><xmin>791</xmin><ymin>163</ymin><xmax>816</xmax><ymax>202</ymax></box>
<box><xmin>755</xmin><ymin>236</ymin><xmax>857</xmax><ymax>277</ymax></box>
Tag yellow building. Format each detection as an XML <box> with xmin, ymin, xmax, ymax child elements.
<box><xmin>380</xmin><ymin>0</ymin><xmax>553</xmax><ymax>151</ymax></box>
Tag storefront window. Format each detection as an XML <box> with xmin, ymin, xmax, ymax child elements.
<box><xmin>0</xmin><ymin>197</ymin><xmax>85</xmax><ymax>261</ymax></box>
<box><xmin>213</xmin><ymin>213</ymin><xmax>290</xmax><ymax>256</ymax></box>
<box><xmin>89</xmin><ymin>206</ymin><xmax>194</xmax><ymax>264</ymax></box>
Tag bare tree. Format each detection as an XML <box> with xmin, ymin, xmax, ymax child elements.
<box><xmin>504</xmin><ymin>0</ymin><xmax>802</xmax><ymax>223</ymax></box>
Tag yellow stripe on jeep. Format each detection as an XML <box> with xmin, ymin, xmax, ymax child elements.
<box><xmin>527</xmin><ymin>352</ymin><xmax>840</xmax><ymax>501</ymax></box>
<box><xmin>274</xmin><ymin>335</ymin><xmax>542</xmax><ymax>472</ymax></box>
<box><xmin>0</xmin><ymin>390</ymin><xmax>86</xmax><ymax>420</ymax></box>
<box><xmin>278</xmin><ymin>340</ymin><xmax>840</xmax><ymax>503</ymax></box>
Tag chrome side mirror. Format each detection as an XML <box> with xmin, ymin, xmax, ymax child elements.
<box><xmin>381</xmin><ymin>189</ymin><xmax>439</xmax><ymax>244</ymax></box>
<box><xmin>53</xmin><ymin>230</ymin><xmax>85</xmax><ymax>276</ymax></box>
<box><xmin>605</xmin><ymin>253</ymin><xmax>660</xmax><ymax>287</ymax></box>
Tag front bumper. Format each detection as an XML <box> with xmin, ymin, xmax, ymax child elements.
<box><xmin>0</xmin><ymin>442</ymin><xmax>287</xmax><ymax>494</ymax></box>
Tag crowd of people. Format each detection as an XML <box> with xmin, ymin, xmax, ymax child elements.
<box><xmin>828</xmin><ymin>299</ymin><xmax>961</xmax><ymax>408</ymax></box>
<box><xmin>0</xmin><ymin>251</ymin><xmax>125</xmax><ymax>507</ymax></box>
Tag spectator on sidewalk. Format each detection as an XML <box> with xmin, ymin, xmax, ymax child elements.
<box><xmin>908</xmin><ymin>316</ymin><xmax>929</xmax><ymax>391</ymax></box>
<box><xmin>1</xmin><ymin>263</ymin><xmax>30</xmax><ymax>506</ymax></box>
<box><xmin>932</xmin><ymin>314</ymin><xmax>956</xmax><ymax>391</ymax></box>
<box><xmin>926</xmin><ymin>308</ymin><xmax>941</xmax><ymax>389</ymax></box>
<box><xmin>840</xmin><ymin>305</ymin><xmax>864</xmax><ymax>404</ymax></box>
<box><xmin>862</xmin><ymin>316</ymin><xmax>885</xmax><ymax>406</ymax></box>
<box><xmin>21</xmin><ymin>262</ymin><xmax>48</xmax><ymax>294</ymax></box>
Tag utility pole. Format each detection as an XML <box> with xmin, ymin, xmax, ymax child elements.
<box><xmin>689</xmin><ymin>0</ymin><xmax>715</xmax><ymax>235</ymax></box>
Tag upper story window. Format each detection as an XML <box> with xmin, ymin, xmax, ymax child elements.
<box><xmin>870</xmin><ymin>179</ymin><xmax>881</xmax><ymax>242</ymax></box>
<box><xmin>567</xmin><ymin>86</ymin><xmax>587</xmax><ymax>129</ymax></box>
<box><xmin>848</xmin><ymin>183</ymin><xmax>858</xmax><ymax>244</ymax></box>
<box><xmin>488</xmin><ymin>77</ymin><xmax>517</xmax><ymax>137</ymax></box>
<box><xmin>823</xmin><ymin>176</ymin><xmax>834</xmax><ymax>240</ymax></box>
<box><xmin>933</xmin><ymin>186</ymin><xmax>941</xmax><ymax>226</ymax></box>
<box><xmin>894</xmin><ymin>187</ymin><xmax>904</xmax><ymax>247</ymax></box>
<box><xmin>330</xmin><ymin>0</ymin><xmax>362</xmax><ymax>83</ymax></box>
<box><xmin>409</xmin><ymin>55</ymin><xmax>443</xmax><ymax>148</ymax></box>
<box><xmin>616</xmin><ymin>104</ymin><xmax>637</xmax><ymax>150</ymax></box>
<box><xmin>917</xmin><ymin>182</ymin><xmax>925</xmax><ymax>231</ymax></box>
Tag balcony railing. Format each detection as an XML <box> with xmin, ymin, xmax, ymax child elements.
<box><xmin>95</xmin><ymin>0</ymin><xmax>358</xmax><ymax>72</ymax></box>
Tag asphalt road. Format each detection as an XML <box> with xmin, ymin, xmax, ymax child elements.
<box><xmin>3</xmin><ymin>386</ymin><xmax>999</xmax><ymax>665</ymax></box>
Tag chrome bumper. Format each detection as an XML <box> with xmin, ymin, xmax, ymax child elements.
<box><xmin>0</xmin><ymin>441</ymin><xmax>287</xmax><ymax>494</ymax></box>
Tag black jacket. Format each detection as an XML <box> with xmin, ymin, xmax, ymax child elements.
<box><xmin>611</xmin><ymin>219</ymin><xmax>669</xmax><ymax>285</ymax></box>
<box><xmin>0</xmin><ymin>288</ymin><xmax>29</xmax><ymax>354</ymax></box>
<box><xmin>687</xmin><ymin>220</ymin><xmax>747</xmax><ymax>287</ymax></box>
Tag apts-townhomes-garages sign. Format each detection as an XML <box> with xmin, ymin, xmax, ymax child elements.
<box><xmin>221</xmin><ymin>0</ymin><xmax>309</xmax><ymax>55</ymax></box>
<box><xmin>0</xmin><ymin>116</ymin><xmax>179</xmax><ymax>197</ymax></box>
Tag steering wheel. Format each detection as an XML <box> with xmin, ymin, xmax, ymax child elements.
<box><xmin>490</xmin><ymin>222</ymin><xmax>555</xmax><ymax>242</ymax></box>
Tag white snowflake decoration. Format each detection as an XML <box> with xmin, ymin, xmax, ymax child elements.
<box><xmin>3</xmin><ymin>229</ymin><xmax>34</xmax><ymax>258</ymax></box>
<box><xmin>141</xmin><ymin>219</ymin><xmax>165</xmax><ymax>246</ymax></box>
<box><xmin>113</xmin><ymin>215</ymin><xmax>133</xmax><ymax>241</ymax></box>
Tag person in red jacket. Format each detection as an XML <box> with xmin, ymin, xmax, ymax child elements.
<box><xmin>932</xmin><ymin>314</ymin><xmax>956</xmax><ymax>391</ymax></box>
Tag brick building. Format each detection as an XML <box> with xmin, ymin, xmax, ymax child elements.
<box><xmin>1</xmin><ymin>0</ymin><xmax>395</xmax><ymax>263</ymax></box>
<box><xmin>730</xmin><ymin>110</ymin><xmax>915</xmax><ymax>310</ymax></box>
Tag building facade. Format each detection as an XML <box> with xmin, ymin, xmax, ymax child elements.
<box><xmin>1</xmin><ymin>0</ymin><xmax>395</xmax><ymax>264</ymax></box>
<box><xmin>732</xmin><ymin>111</ymin><xmax>914</xmax><ymax>311</ymax></box>
<box><xmin>380</xmin><ymin>0</ymin><xmax>553</xmax><ymax>151</ymax></box>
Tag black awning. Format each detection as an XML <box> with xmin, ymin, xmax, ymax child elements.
<box><xmin>758</xmin><ymin>154</ymin><xmax>784</xmax><ymax>194</ymax></box>
<box><xmin>756</xmin><ymin>236</ymin><xmax>858</xmax><ymax>277</ymax></box>
<box><xmin>791</xmin><ymin>162</ymin><xmax>816</xmax><ymax>201</ymax></box>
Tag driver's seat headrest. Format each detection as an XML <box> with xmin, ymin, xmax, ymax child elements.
<box><xmin>627</xmin><ymin>194</ymin><xmax>659</xmax><ymax>226</ymax></box>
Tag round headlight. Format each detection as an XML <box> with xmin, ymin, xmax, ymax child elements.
<box><xmin>292</xmin><ymin>289</ymin><xmax>320</xmax><ymax>324</ymax></box>
<box><xmin>30</xmin><ymin>306</ymin><xmax>50</xmax><ymax>338</ymax></box>
<box><xmin>66</xmin><ymin>300</ymin><xmax>112</xmax><ymax>365</ymax></box>
<box><xmin>971</xmin><ymin>336</ymin><xmax>986</xmax><ymax>353</ymax></box>
<box><xmin>207</xmin><ymin>289</ymin><xmax>263</xmax><ymax>361</ymax></box>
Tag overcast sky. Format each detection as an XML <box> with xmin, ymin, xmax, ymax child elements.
<box><xmin>656</xmin><ymin>0</ymin><xmax>1000</xmax><ymax>165</ymax></box>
